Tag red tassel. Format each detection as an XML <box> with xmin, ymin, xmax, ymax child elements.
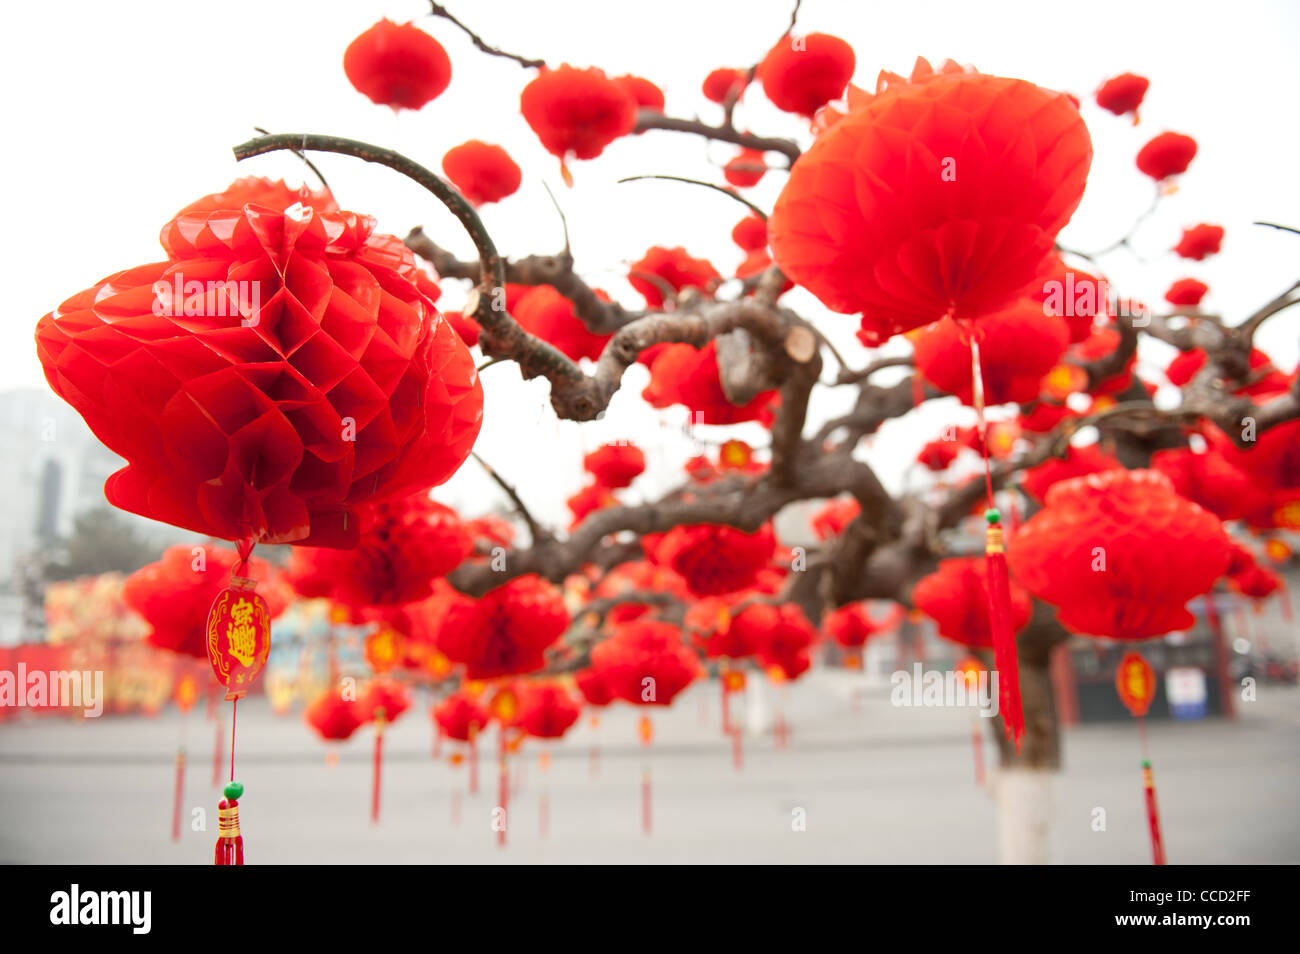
<box><xmin>1142</xmin><ymin>760</ymin><xmax>1166</xmax><ymax>865</ymax></box>
<box><xmin>371</xmin><ymin>711</ymin><xmax>385</xmax><ymax>824</ymax></box>
<box><xmin>214</xmin><ymin>782</ymin><xmax>244</xmax><ymax>865</ymax></box>
<box><xmin>985</xmin><ymin>511</ymin><xmax>1024</xmax><ymax>750</ymax></box>
<box><xmin>171</xmin><ymin>747</ymin><xmax>185</xmax><ymax>842</ymax></box>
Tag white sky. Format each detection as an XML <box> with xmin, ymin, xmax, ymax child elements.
<box><xmin>4</xmin><ymin>0</ymin><xmax>1298</xmax><ymax>528</ymax></box>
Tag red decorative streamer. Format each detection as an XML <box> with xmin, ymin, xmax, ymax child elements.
<box><xmin>171</xmin><ymin>748</ymin><xmax>185</xmax><ymax>842</ymax></box>
<box><xmin>1142</xmin><ymin>758</ymin><xmax>1166</xmax><ymax>865</ymax></box>
<box><xmin>371</xmin><ymin>711</ymin><xmax>385</xmax><ymax>824</ymax></box>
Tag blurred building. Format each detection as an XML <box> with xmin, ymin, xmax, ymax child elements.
<box><xmin>0</xmin><ymin>389</ymin><xmax>184</xmax><ymax>644</ymax></box>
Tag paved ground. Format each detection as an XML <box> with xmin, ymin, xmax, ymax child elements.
<box><xmin>2</xmin><ymin>671</ymin><xmax>1297</xmax><ymax>864</ymax></box>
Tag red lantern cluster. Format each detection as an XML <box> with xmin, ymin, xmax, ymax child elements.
<box><xmin>642</xmin><ymin>341</ymin><xmax>776</xmax><ymax>425</ymax></box>
<box><xmin>513</xmin><ymin>285</ymin><xmax>612</xmax><ymax>362</ymax></box>
<box><xmin>628</xmin><ymin>246</ymin><xmax>720</xmax><ymax>308</ymax></box>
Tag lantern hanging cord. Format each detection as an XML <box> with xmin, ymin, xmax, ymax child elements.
<box><xmin>966</xmin><ymin>328</ymin><xmax>996</xmax><ymax>510</ymax></box>
<box><xmin>229</xmin><ymin>698</ymin><xmax>238</xmax><ymax>783</ymax></box>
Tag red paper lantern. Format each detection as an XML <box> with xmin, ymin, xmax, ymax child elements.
<box><xmin>305</xmin><ymin>690</ymin><xmax>365</xmax><ymax>741</ymax></box>
<box><xmin>567</xmin><ymin>481</ymin><xmax>617</xmax><ymax>525</ymax></box>
<box><xmin>520</xmin><ymin>65</ymin><xmax>637</xmax><ymax>165</ymax></box>
<box><xmin>1031</xmin><ymin>255</ymin><xmax>1108</xmax><ymax>343</ymax></box>
<box><xmin>628</xmin><ymin>246</ymin><xmax>720</xmax><ymax>308</ymax></box>
<box><xmin>653</xmin><ymin>522</ymin><xmax>776</xmax><ymax>596</ymax></box>
<box><xmin>359</xmin><ymin>678</ymin><xmax>411</xmax><ymax>723</ymax></box>
<box><xmin>731</xmin><ymin>603</ymin><xmax>817</xmax><ymax>677</ymax></box>
<box><xmin>124</xmin><ymin>544</ymin><xmax>289</xmax><ymax>659</ymax></box>
<box><xmin>769</xmin><ymin>58</ymin><xmax>1091</xmax><ymax>344</ymax></box>
<box><xmin>173</xmin><ymin>176</ymin><xmax>338</xmax><ymax>218</ymax></box>
<box><xmin>1206</xmin><ymin>406</ymin><xmax>1300</xmax><ymax>491</ymax></box>
<box><xmin>1069</xmin><ymin>325</ymin><xmax>1136</xmax><ymax>396</ymax></box>
<box><xmin>1136</xmin><ymin>132</ymin><xmax>1197</xmax><ymax>181</ymax></box>
<box><xmin>703</xmin><ymin>68</ymin><xmax>748</xmax><ymax>104</ymax></box>
<box><xmin>823</xmin><ymin>603</ymin><xmax>882</xmax><ymax>649</ymax></box>
<box><xmin>1020</xmin><ymin>444</ymin><xmax>1122</xmax><ymax>502</ymax></box>
<box><xmin>758</xmin><ymin>33</ymin><xmax>855</xmax><ymax>116</ymax></box>
<box><xmin>344</xmin><ymin>19</ymin><xmax>452</xmax><ymax>111</ymax></box>
<box><xmin>913</xmin><ymin>304</ymin><xmax>1069</xmax><ymax>406</ymax></box>
<box><xmin>36</xmin><ymin>199</ymin><xmax>484</xmax><ymax>548</ymax></box>
<box><xmin>513</xmin><ymin>285</ymin><xmax>612</xmax><ymax>362</ymax></box>
<box><xmin>1008</xmin><ymin>469</ymin><xmax>1233</xmax><ymax>639</ymax></box>
<box><xmin>584</xmin><ymin>442</ymin><xmax>646</xmax><ymax>488</ymax></box>
<box><xmin>642</xmin><ymin>341</ymin><xmax>777</xmax><ymax>425</ymax></box>
<box><xmin>590</xmin><ymin>620</ymin><xmax>702</xmax><ymax>706</ymax></box>
<box><xmin>574</xmin><ymin>667</ymin><xmax>616</xmax><ymax>706</ymax></box>
<box><xmin>441</xmin><ymin>140</ymin><xmax>522</xmax><ymax>206</ymax></box>
<box><xmin>517</xmin><ymin>681</ymin><xmax>584</xmax><ymax>739</ymax></box>
<box><xmin>912</xmin><ymin>557</ymin><xmax>1032</xmax><ymax>648</ymax></box>
<box><xmin>290</xmin><ymin>492</ymin><xmax>473</xmax><ymax>611</ymax></box>
<box><xmin>811</xmin><ymin>497</ymin><xmax>860</xmax><ymax>540</ymax></box>
<box><xmin>917</xmin><ymin>439</ymin><xmax>960</xmax><ymax>472</ymax></box>
<box><xmin>433</xmin><ymin>691</ymin><xmax>490</xmax><ymax>742</ymax></box>
<box><xmin>1173</xmin><ymin>224</ymin><xmax>1224</xmax><ymax>261</ymax></box>
<box><xmin>731</xmin><ymin>216</ymin><xmax>768</xmax><ymax>252</ymax></box>
<box><xmin>723</xmin><ymin>149</ymin><xmax>768</xmax><ymax>188</ymax></box>
<box><xmin>1095</xmin><ymin>73</ymin><xmax>1149</xmax><ymax>121</ymax></box>
<box><xmin>436</xmin><ymin>575</ymin><xmax>570</xmax><ymax>680</ymax></box>
<box><xmin>614</xmin><ymin>74</ymin><xmax>665</xmax><ymax>112</ymax></box>
<box><xmin>1165</xmin><ymin>278</ymin><xmax>1208</xmax><ymax>307</ymax></box>
<box><xmin>1151</xmin><ymin>447</ymin><xmax>1265</xmax><ymax>521</ymax></box>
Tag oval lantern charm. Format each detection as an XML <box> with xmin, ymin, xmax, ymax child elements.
<box><xmin>1116</xmin><ymin>650</ymin><xmax>1156</xmax><ymax>718</ymax></box>
<box><xmin>206</xmin><ymin>576</ymin><xmax>271</xmax><ymax>701</ymax></box>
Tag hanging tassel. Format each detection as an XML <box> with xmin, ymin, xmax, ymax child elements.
<box><xmin>639</xmin><ymin>714</ymin><xmax>653</xmax><ymax>836</ymax></box>
<box><xmin>496</xmin><ymin>725</ymin><xmax>509</xmax><ymax>849</ymax></box>
<box><xmin>967</xmin><ymin>331</ymin><xmax>1024</xmax><ymax>750</ymax></box>
<box><xmin>985</xmin><ymin>509</ymin><xmax>1024</xmax><ymax>749</ymax></box>
<box><xmin>1142</xmin><ymin>758</ymin><xmax>1167</xmax><ymax>865</ymax></box>
<box><xmin>371</xmin><ymin>708</ymin><xmax>386</xmax><ymax>824</ymax></box>
<box><xmin>171</xmin><ymin>747</ymin><xmax>186</xmax><ymax>842</ymax></box>
<box><xmin>214</xmin><ymin>781</ymin><xmax>244</xmax><ymax>865</ymax></box>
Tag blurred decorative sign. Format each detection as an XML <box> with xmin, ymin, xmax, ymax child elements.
<box><xmin>1165</xmin><ymin>666</ymin><xmax>1208</xmax><ymax>720</ymax></box>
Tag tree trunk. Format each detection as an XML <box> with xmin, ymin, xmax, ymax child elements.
<box><xmin>988</xmin><ymin>600</ymin><xmax>1069</xmax><ymax>863</ymax></box>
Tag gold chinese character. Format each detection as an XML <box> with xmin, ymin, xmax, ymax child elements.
<box><xmin>227</xmin><ymin>598</ymin><xmax>257</xmax><ymax>666</ymax></box>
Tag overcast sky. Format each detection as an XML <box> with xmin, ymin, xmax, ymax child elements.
<box><xmin>5</xmin><ymin>0</ymin><xmax>1298</xmax><ymax>527</ymax></box>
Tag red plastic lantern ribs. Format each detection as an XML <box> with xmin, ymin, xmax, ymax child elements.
<box><xmin>1008</xmin><ymin>469</ymin><xmax>1232</xmax><ymax>639</ymax></box>
<box><xmin>441</xmin><ymin>140</ymin><xmax>522</xmax><ymax>206</ymax></box>
<box><xmin>436</xmin><ymin>575</ymin><xmax>570</xmax><ymax>680</ymax></box>
<box><xmin>769</xmin><ymin>58</ymin><xmax>1091</xmax><ymax>344</ymax></box>
<box><xmin>36</xmin><ymin>197</ymin><xmax>484</xmax><ymax>547</ymax></box>
<box><xmin>654</xmin><ymin>522</ymin><xmax>776</xmax><ymax>597</ymax></box>
<box><xmin>758</xmin><ymin>33</ymin><xmax>856</xmax><ymax>117</ymax></box>
<box><xmin>912</xmin><ymin>557</ymin><xmax>1032</xmax><ymax>648</ymax></box>
<box><xmin>344</xmin><ymin>19</ymin><xmax>452</xmax><ymax>111</ymax></box>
